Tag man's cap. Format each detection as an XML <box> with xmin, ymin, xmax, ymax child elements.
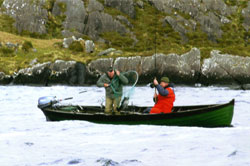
<box><xmin>107</xmin><ymin>67</ymin><xmax>114</xmax><ymax>72</ymax></box>
<box><xmin>161</xmin><ymin>76</ymin><xmax>170</xmax><ymax>83</ymax></box>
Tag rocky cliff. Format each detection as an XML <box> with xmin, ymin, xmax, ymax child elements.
<box><xmin>1</xmin><ymin>0</ymin><xmax>249</xmax><ymax>47</ymax></box>
<box><xmin>0</xmin><ymin>0</ymin><xmax>249</xmax><ymax>86</ymax></box>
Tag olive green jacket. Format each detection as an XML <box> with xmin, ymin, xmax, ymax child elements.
<box><xmin>97</xmin><ymin>72</ymin><xmax>129</xmax><ymax>99</ymax></box>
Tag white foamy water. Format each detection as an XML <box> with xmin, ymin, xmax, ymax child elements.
<box><xmin>0</xmin><ymin>85</ymin><xmax>250</xmax><ymax>166</ymax></box>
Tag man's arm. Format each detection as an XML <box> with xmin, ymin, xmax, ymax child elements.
<box><xmin>97</xmin><ymin>75</ymin><xmax>108</xmax><ymax>87</ymax></box>
<box><xmin>156</xmin><ymin>85</ymin><xmax>169</xmax><ymax>96</ymax></box>
<box><xmin>116</xmin><ymin>70</ymin><xmax>129</xmax><ymax>85</ymax></box>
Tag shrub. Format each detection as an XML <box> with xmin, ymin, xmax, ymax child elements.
<box><xmin>0</xmin><ymin>0</ymin><xmax>3</xmax><ymax>6</ymax></box>
<box><xmin>0</xmin><ymin>47</ymin><xmax>14</xmax><ymax>56</ymax></box>
<box><xmin>53</xmin><ymin>42</ymin><xmax>63</xmax><ymax>48</ymax></box>
<box><xmin>22</xmin><ymin>41</ymin><xmax>33</xmax><ymax>52</ymax></box>
<box><xmin>69</xmin><ymin>41</ymin><xmax>83</xmax><ymax>52</ymax></box>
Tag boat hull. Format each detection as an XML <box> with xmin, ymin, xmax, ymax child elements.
<box><xmin>40</xmin><ymin>99</ymin><xmax>234</xmax><ymax>127</ymax></box>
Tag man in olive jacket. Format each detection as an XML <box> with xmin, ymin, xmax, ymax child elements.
<box><xmin>97</xmin><ymin>67</ymin><xmax>129</xmax><ymax>114</ymax></box>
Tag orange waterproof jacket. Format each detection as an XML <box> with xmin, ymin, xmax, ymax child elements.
<box><xmin>150</xmin><ymin>87</ymin><xmax>175</xmax><ymax>114</ymax></box>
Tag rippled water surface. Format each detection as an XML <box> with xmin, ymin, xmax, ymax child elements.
<box><xmin>0</xmin><ymin>85</ymin><xmax>250</xmax><ymax>166</ymax></box>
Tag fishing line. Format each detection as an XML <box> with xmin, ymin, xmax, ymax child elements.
<box><xmin>110</xmin><ymin>70</ymin><xmax>139</xmax><ymax>97</ymax></box>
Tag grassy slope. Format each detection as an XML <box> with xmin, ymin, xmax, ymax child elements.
<box><xmin>0</xmin><ymin>0</ymin><xmax>249</xmax><ymax>75</ymax></box>
<box><xmin>0</xmin><ymin>31</ymin><xmax>101</xmax><ymax>74</ymax></box>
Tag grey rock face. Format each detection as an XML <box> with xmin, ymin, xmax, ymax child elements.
<box><xmin>242</xmin><ymin>1</ymin><xmax>250</xmax><ymax>31</ymax></box>
<box><xmin>137</xmin><ymin>1</ymin><xmax>144</xmax><ymax>8</ymax></box>
<box><xmin>196</xmin><ymin>12</ymin><xmax>223</xmax><ymax>40</ymax></box>
<box><xmin>87</xmin><ymin>58</ymin><xmax>114</xmax><ymax>74</ymax></box>
<box><xmin>201</xmin><ymin>50</ymin><xmax>250</xmax><ymax>85</ymax></box>
<box><xmin>104</xmin><ymin>0</ymin><xmax>136</xmax><ymax>19</ymax></box>
<box><xmin>86</xmin><ymin>58</ymin><xmax>113</xmax><ymax>84</ymax></box>
<box><xmin>114</xmin><ymin>56</ymin><xmax>142</xmax><ymax>73</ymax></box>
<box><xmin>87</xmin><ymin>48</ymin><xmax>201</xmax><ymax>84</ymax></box>
<box><xmin>116</xmin><ymin>15</ymin><xmax>133</xmax><ymax>28</ymax></box>
<box><xmin>83</xmin><ymin>11</ymin><xmax>128</xmax><ymax>40</ymax></box>
<box><xmin>52</xmin><ymin>0</ymin><xmax>86</xmax><ymax>36</ymax></box>
<box><xmin>87</xmin><ymin>0</ymin><xmax>104</xmax><ymax>12</ymax></box>
<box><xmin>164</xmin><ymin>16</ymin><xmax>189</xmax><ymax>41</ymax></box>
<box><xmin>153</xmin><ymin>47</ymin><xmax>200</xmax><ymax>83</ymax></box>
<box><xmin>2</xmin><ymin>0</ymin><xmax>48</xmax><ymax>34</ymax></box>
<box><xmin>149</xmin><ymin>0</ymin><xmax>234</xmax><ymax>41</ymax></box>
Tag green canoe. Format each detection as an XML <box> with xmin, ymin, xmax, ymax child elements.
<box><xmin>38</xmin><ymin>98</ymin><xmax>234</xmax><ymax>127</ymax></box>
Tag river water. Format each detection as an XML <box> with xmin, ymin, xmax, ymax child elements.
<box><xmin>0</xmin><ymin>85</ymin><xmax>250</xmax><ymax>166</ymax></box>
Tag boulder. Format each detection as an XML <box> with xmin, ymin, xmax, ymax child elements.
<box><xmin>85</xmin><ymin>40</ymin><xmax>95</xmax><ymax>53</ymax></box>
<box><xmin>49</xmin><ymin>60</ymin><xmax>85</xmax><ymax>85</ymax></box>
<box><xmin>2</xmin><ymin>0</ymin><xmax>48</xmax><ymax>34</ymax></box>
<box><xmin>29</xmin><ymin>58</ymin><xmax>37</xmax><ymax>66</ymax></box>
<box><xmin>5</xmin><ymin>42</ymin><xmax>18</xmax><ymax>49</ymax></box>
<box><xmin>0</xmin><ymin>72</ymin><xmax>13</xmax><ymax>84</ymax></box>
<box><xmin>63</xmin><ymin>36</ymin><xmax>84</xmax><ymax>49</ymax></box>
<box><xmin>97</xmin><ymin>48</ymin><xmax>116</xmax><ymax>56</ymax></box>
<box><xmin>63</xmin><ymin>37</ymin><xmax>75</xmax><ymax>48</ymax></box>
<box><xmin>13</xmin><ymin>60</ymin><xmax>86</xmax><ymax>85</ymax></box>
<box><xmin>201</xmin><ymin>50</ymin><xmax>250</xmax><ymax>85</ymax></box>
<box><xmin>13</xmin><ymin>62</ymin><xmax>52</xmax><ymax>85</ymax></box>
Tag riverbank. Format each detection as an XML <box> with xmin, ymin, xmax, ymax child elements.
<box><xmin>1</xmin><ymin>47</ymin><xmax>250</xmax><ymax>89</ymax></box>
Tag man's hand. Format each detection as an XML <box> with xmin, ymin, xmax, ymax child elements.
<box><xmin>115</xmin><ymin>70</ymin><xmax>120</xmax><ymax>76</ymax></box>
<box><xmin>153</xmin><ymin>78</ymin><xmax>159</xmax><ymax>86</ymax></box>
<box><xmin>154</xmin><ymin>93</ymin><xmax>157</xmax><ymax>98</ymax></box>
<box><xmin>104</xmin><ymin>83</ymin><xmax>109</xmax><ymax>87</ymax></box>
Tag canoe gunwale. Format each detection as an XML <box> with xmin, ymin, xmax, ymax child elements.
<box><xmin>42</xmin><ymin>99</ymin><xmax>234</xmax><ymax>117</ymax></box>
<box><xmin>39</xmin><ymin>99</ymin><xmax>234</xmax><ymax>127</ymax></box>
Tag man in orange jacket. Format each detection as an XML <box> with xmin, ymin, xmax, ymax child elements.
<box><xmin>149</xmin><ymin>76</ymin><xmax>175</xmax><ymax>114</ymax></box>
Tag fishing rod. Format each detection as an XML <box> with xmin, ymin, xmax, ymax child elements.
<box><xmin>153</xmin><ymin>7</ymin><xmax>158</xmax><ymax>101</ymax></box>
<box><xmin>154</xmin><ymin>6</ymin><xmax>157</xmax><ymax>78</ymax></box>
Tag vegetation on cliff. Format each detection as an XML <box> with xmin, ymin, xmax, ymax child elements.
<box><xmin>0</xmin><ymin>0</ymin><xmax>249</xmax><ymax>75</ymax></box>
